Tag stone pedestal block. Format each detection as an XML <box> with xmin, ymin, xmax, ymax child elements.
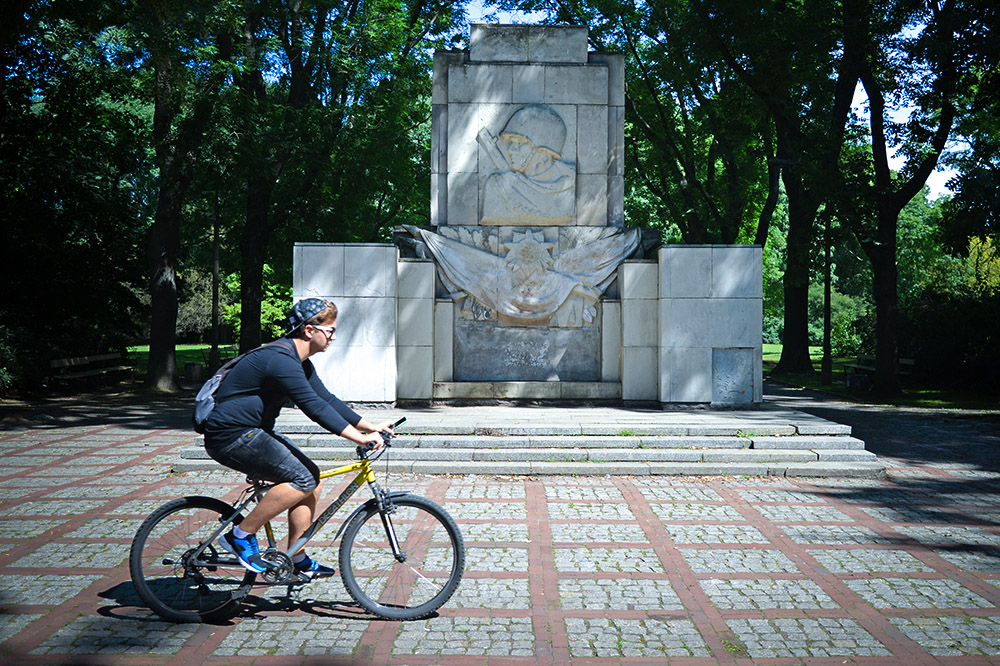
<box><xmin>293</xmin><ymin>243</ymin><xmax>397</xmax><ymax>402</ymax></box>
<box><xmin>658</xmin><ymin>245</ymin><xmax>763</xmax><ymax>407</ymax></box>
<box><xmin>396</xmin><ymin>260</ymin><xmax>435</xmax><ymax>400</ymax></box>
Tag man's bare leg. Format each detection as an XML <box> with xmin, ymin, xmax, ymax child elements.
<box><xmin>287</xmin><ymin>483</ymin><xmax>322</xmax><ymax>555</ymax></box>
<box><xmin>240</xmin><ymin>482</ymin><xmax>311</xmax><ymax>534</ymax></box>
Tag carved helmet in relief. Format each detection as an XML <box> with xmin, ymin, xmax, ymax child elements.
<box><xmin>499</xmin><ymin>104</ymin><xmax>566</xmax><ymax>158</ymax></box>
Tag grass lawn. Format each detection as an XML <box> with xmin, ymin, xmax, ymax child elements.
<box><xmin>764</xmin><ymin>343</ymin><xmax>998</xmax><ymax>410</ymax></box>
<box><xmin>127</xmin><ymin>344</ymin><xmax>237</xmax><ymax>377</ymax></box>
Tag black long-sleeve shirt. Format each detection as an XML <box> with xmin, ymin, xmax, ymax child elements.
<box><xmin>203</xmin><ymin>340</ymin><xmax>361</xmax><ymax>446</ymax></box>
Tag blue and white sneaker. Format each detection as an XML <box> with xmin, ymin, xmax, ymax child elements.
<box><xmin>220</xmin><ymin>530</ymin><xmax>268</xmax><ymax>573</ymax></box>
<box><xmin>294</xmin><ymin>554</ymin><xmax>336</xmax><ymax>579</ymax></box>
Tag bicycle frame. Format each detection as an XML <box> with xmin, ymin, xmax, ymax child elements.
<box><xmin>277</xmin><ymin>455</ymin><xmax>393</xmax><ymax>559</ymax></box>
<box><xmin>188</xmin><ymin>450</ymin><xmax>404</xmax><ymax>577</ymax></box>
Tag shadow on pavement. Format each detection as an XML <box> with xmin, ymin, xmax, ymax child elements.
<box><xmin>0</xmin><ymin>381</ymin><xmax>195</xmax><ymax>432</ymax></box>
<box><xmin>765</xmin><ymin>381</ymin><xmax>1000</xmax><ymax>473</ymax></box>
<box><xmin>97</xmin><ymin>579</ymin><xmax>395</xmax><ymax>625</ymax></box>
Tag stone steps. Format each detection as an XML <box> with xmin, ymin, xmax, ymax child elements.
<box><xmin>179</xmin><ymin>446</ymin><xmax>875</xmax><ymax>464</ymax></box>
<box><xmin>174</xmin><ymin>406</ymin><xmax>883</xmax><ymax>477</ymax></box>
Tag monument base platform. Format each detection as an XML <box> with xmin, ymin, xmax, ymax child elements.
<box><xmin>175</xmin><ymin>401</ymin><xmax>885</xmax><ymax>478</ymax></box>
<box><xmin>431</xmin><ymin>381</ymin><xmax>622</xmax><ymax>402</ymax></box>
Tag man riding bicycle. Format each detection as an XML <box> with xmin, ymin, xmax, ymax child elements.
<box><xmin>202</xmin><ymin>298</ymin><xmax>395</xmax><ymax>578</ymax></box>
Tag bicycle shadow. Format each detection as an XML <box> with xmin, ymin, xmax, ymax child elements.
<box><xmin>98</xmin><ymin>579</ymin><xmax>439</xmax><ymax>624</ymax></box>
<box><xmin>239</xmin><ymin>577</ymin><xmax>442</xmax><ymax>621</ymax></box>
<box><xmin>238</xmin><ymin>590</ymin><xmax>380</xmax><ymax>621</ymax></box>
<box><xmin>96</xmin><ymin>580</ymin><xmax>236</xmax><ymax>626</ymax></box>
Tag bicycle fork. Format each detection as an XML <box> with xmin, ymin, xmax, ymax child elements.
<box><xmin>374</xmin><ymin>487</ymin><xmax>407</xmax><ymax>563</ymax></box>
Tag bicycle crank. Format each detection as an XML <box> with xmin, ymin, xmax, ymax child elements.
<box><xmin>258</xmin><ymin>550</ymin><xmax>295</xmax><ymax>584</ymax></box>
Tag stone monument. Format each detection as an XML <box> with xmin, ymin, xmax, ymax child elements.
<box><xmin>294</xmin><ymin>24</ymin><xmax>763</xmax><ymax>407</ymax></box>
<box><xmin>403</xmin><ymin>24</ymin><xmax>639</xmax><ymax>386</ymax></box>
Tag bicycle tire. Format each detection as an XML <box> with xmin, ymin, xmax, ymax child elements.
<box><xmin>129</xmin><ymin>496</ymin><xmax>255</xmax><ymax>623</ymax></box>
<box><xmin>338</xmin><ymin>494</ymin><xmax>464</xmax><ymax>620</ymax></box>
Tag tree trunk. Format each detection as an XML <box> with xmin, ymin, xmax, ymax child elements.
<box><xmin>144</xmin><ymin>21</ymin><xmax>230</xmax><ymax>391</ymax></box>
<box><xmin>209</xmin><ymin>181</ymin><xmax>221</xmax><ymax>372</ymax></box>
<box><xmin>146</xmin><ymin>174</ymin><xmax>183</xmax><ymax>391</ymax></box>
<box><xmin>772</xmin><ymin>160</ymin><xmax>817</xmax><ymax>375</ymax></box>
<box><xmin>822</xmin><ymin>213</ymin><xmax>833</xmax><ymax>385</ymax></box>
<box><xmin>145</xmin><ymin>56</ymin><xmax>183</xmax><ymax>392</ymax></box>
<box><xmin>238</xmin><ymin>176</ymin><xmax>274</xmax><ymax>352</ymax></box>
<box><xmin>869</xmin><ymin>219</ymin><xmax>901</xmax><ymax>396</ymax></box>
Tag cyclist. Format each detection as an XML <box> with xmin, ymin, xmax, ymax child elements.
<box><xmin>202</xmin><ymin>298</ymin><xmax>394</xmax><ymax>578</ymax></box>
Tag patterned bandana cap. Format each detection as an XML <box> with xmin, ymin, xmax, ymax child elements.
<box><xmin>285</xmin><ymin>298</ymin><xmax>327</xmax><ymax>336</ymax></box>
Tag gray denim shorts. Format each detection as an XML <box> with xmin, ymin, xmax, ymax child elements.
<box><xmin>205</xmin><ymin>428</ymin><xmax>320</xmax><ymax>492</ymax></box>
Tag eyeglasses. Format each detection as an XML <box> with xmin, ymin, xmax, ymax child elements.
<box><xmin>312</xmin><ymin>325</ymin><xmax>336</xmax><ymax>338</ymax></box>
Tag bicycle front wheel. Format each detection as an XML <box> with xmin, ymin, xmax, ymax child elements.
<box><xmin>339</xmin><ymin>494</ymin><xmax>465</xmax><ymax>620</ymax></box>
<box><xmin>129</xmin><ymin>496</ymin><xmax>255</xmax><ymax>623</ymax></box>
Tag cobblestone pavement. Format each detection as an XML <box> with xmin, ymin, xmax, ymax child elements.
<box><xmin>0</xmin><ymin>386</ymin><xmax>999</xmax><ymax>664</ymax></box>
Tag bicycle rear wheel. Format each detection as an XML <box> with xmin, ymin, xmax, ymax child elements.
<box><xmin>129</xmin><ymin>496</ymin><xmax>255</xmax><ymax>623</ymax></box>
<box><xmin>339</xmin><ymin>494</ymin><xmax>464</xmax><ymax>620</ymax></box>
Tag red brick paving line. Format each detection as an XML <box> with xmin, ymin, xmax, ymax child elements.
<box><xmin>5</xmin><ymin>422</ymin><xmax>1000</xmax><ymax>666</ymax></box>
<box><xmin>0</xmin><ymin>426</ymin><xmax>248</xmax><ymax>666</ymax></box>
<box><xmin>350</xmin><ymin>476</ymin><xmax>461</xmax><ymax>666</ymax></box>
<box><xmin>823</xmin><ymin>479</ymin><xmax>1000</xmax><ymax>609</ymax></box>
<box><xmin>837</xmin><ymin>491</ymin><xmax>1000</xmax><ymax>612</ymax></box>
<box><xmin>712</xmin><ymin>480</ymin><xmax>953</xmax><ymax>666</ymax></box>
<box><xmin>0</xmin><ymin>423</ymin><xmax>129</xmax><ymax>481</ymax></box>
<box><xmin>0</xmin><ymin>431</ymin><xmax>198</xmax><ymax>570</ymax></box>
<box><xmin>0</xmin><ymin>428</ymin><xmax>226</xmax><ymax>664</ymax></box>
<box><xmin>817</xmin><ymin>478</ymin><xmax>1000</xmax><ymax>627</ymax></box>
<box><xmin>614</xmin><ymin>478</ymin><xmax>740</xmax><ymax>665</ymax></box>
<box><xmin>527</xmin><ymin>479</ymin><xmax>569</xmax><ymax>665</ymax></box>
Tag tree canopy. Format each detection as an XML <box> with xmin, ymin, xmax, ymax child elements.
<box><xmin>2</xmin><ymin>0</ymin><xmax>997</xmax><ymax>396</ymax></box>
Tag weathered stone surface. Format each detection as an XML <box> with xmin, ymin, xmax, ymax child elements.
<box><xmin>470</xmin><ymin>24</ymin><xmax>529</xmax><ymax>62</ymax></box>
<box><xmin>527</xmin><ymin>25</ymin><xmax>589</xmax><ymax>63</ymax></box>
<box><xmin>713</xmin><ymin>348</ymin><xmax>755</xmax><ymax>406</ymax></box>
<box><xmin>601</xmin><ymin>301</ymin><xmax>621</xmax><ymax>382</ymax></box>
<box><xmin>448</xmin><ymin>64</ymin><xmax>513</xmax><ymax>104</ymax></box>
<box><xmin>453</xmin><ymin>317</ymin><xmax>600</xmax><ymax>381</ymax></box>
<box><xmin>622</xmin><ymin>347</ymin><xmax>658</xmax><ymax>401</ymax></box>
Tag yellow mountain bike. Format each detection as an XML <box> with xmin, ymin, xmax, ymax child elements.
<box><xmin>129</xmin><ymin>418</ymin><xmax>465</xmax><ymax>623</ymax></box>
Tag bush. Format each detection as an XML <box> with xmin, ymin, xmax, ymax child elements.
<box><xmin>0</xmin><ymin>315</ymin><xmax>46</xmax><ymax>396</ymax></box>
<box><xmin>900</xmin><ymin>288</ymin><xmax>1000</xmax><ymax>389</ymax></box>
<box><xmin>806</xmin><ymin>283</ymin><xmax>869</xmax><ymax>355</ymax></box>
<box><xmin>176</xmin><ymin>268</ymin><xmax>236</xmax><ymax>343</ymax></box>
<box><xmin>762</xmin><ymin>313</ymin><xmax>783</xmax><ymax>344</ymax></box>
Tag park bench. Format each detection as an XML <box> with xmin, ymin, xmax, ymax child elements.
<box><xmin>844</xmin><ymin>354</ymin><xmax>914</xmax><ymax>384</ymax></box>
<box><xmin>49</xmin><ymin>352</ymin><xmax>134</xmax><ymax>386</ymax></box>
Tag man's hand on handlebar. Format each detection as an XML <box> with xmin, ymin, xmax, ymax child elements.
<box><xmin>348</xmin><ymin>417</ymin><xmax>405</xmax><ymax>455</ymax></box>
<box><xmin>360</xmin><ymin>431</ymin><xmax>385</xmax><ymax>451</ymax></box>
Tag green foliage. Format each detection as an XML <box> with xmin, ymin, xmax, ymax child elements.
<box><xmin>222</xmin><ymin>265</ymin><xmax>291</xmax><ymax>343</ymax></box>
<box><xmin>1</xmin><ymin>9</ymin><xmax>151</xmax><ymax>390</ymax></box>
<box><xmin>762</xmin><ymin>207</ymin><xmax>788</xmax><ymax>344</ymax></box>
<box><xmin>807</xmin><ymin>284</ymin><xmax>868</xmax><ymax>356</ymax></box>
<box><xmin>563</xmin><ymin>0</ymin><xmax>778</xmax><ymax>245</ymax></box>
<box><xmin>175</xmin><ymin>268</ymin><xmax>236</xmax><ymax>342</ymax></box>
<box><xmin>966</xmin><ymin>237</ymin><xmax>1000</xmax><ymax>296</ymax></box>
<box><xmin>0</xmin><ymin>319</ymin><xmax>27</xmax><ymax>395</ymax></box>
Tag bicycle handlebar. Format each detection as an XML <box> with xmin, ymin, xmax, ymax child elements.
<box><xmin>356</xmin><ymin>416</ymin><xmax>407</xmax><ymax>458</ymax></box>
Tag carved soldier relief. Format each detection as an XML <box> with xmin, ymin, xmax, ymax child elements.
<box><xmin>478</xmin><ymin>105</ymin><xmax>576</xmax><ymax>225</ymax></box>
